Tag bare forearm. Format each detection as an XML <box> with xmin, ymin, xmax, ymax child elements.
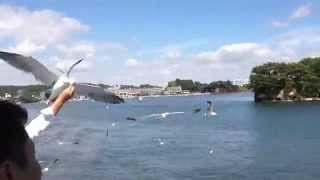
<box><xmin>49</xmin><ymin>84</ymin><xmax>75</xmax><ymax>116</ymax></box>
<box><xmin>50</xmin><ymin>95</ymin><xmax>67</xmax><ymax>116</ymax></box>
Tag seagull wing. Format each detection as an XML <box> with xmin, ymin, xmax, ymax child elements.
<box><xmin>0</xmin><ymin>51</ymin><xmax>58</xmax><ymax>85</ymax></box>
<box><xmin>75</xmin><ymin>83</ymin><xmax>124</xmax><ymax>104</ymax></box>
<box><xmin>67</xmin><ymin>59</ymin><xmax>83</xmax><ymax>76</ymax></box>
<box><xmin>168</xmin><ymin>112</ymin><xmax>184</xmax><ymax>115</ymax></box>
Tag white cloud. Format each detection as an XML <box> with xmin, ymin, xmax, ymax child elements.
<box><xmin>159</xmin><ymin>64</ymin><xmax>179</xmax><ymax>75</ymax></box>
<box><xmin>273</xmin><ymin>28</ymin><xmax>320</xmax><ymax>46</ymax></box>
<box><xmin>57</xmin><ymin>42</ymin><xmax>96</xmax><ymax>59</ymax></box>
<box><xmin>125</xmin><ymin>58</ymin><xmax>140</xmax><ymax>67</ymax></box>
<box><xmin>50</xmin><ymin>42</ymin><xmax>98</xmax><ymax>74</ymax></box>
<box><xmin>111</xmin><ymin>27</ymin><xmax>320</xmax><ymax>85</ymax></box>
<box><xmin>52</xmin><ymin>40</ymin><xmax>126</xmax><ymax>71</ymax></box>
<box><xmin>272</xmin><ymin>21</ymin><xmax>289</xmax><ymax>28</ymax></box>
<box><xmin>0</xmin><ymin>62</ymin><xmax>39</xmax><ymax>85</ymax></box>
<box><xmin>55</xmin><ymin>60</ymin><xmax>92</xmax><ymax>72</ymax></box>
<box><xmin>290</xmin><ymin>4</ymin><xmax>312</xmax><ymax>19</ymax></box>
<box><xmin>138</xmin><ymin>39</ymin><xmax>207</xmax><ymax>57</ymax></box>
<box><xmin>0</xmin><ymin>4</ymin><xmax>319</xmax><ymax>86</ymax></box>
<box><xmin>165</xmin><ymin>48</ymin><xmax>181</xmax><ymax>59</ymax></box>
<box><xmin>0</xmin><ymin>4</ymin><xmax>129</xmax><ymax>85</ymax></box>
<box><xmin>195</xmin><ymin>43</ymin><xmax>274</xmax><ymax>64</ymax></box>
<box><xmin>7</xmin><ymin>39</ymin><xmax>47</xmax><ymax>54</ymax></box>
<box><xmin>100</xmin><ymin>42</ymin><xmax>128</xmax><ymax>51</ymax></box>
<box><xmin>0</xmin><ymin>4</ymin><xmax>88</xmax><ymax>54</ymax></box>
<box><xmin>272</xmin><ymin>4</ymin><xmax>312</xmax><ymax>28</ymax></box>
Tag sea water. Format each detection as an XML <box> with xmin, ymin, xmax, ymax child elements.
<box><xmin>24</xmin><ymin>92</ymin><xmax>320</xmax><ymax>180</ymax></box>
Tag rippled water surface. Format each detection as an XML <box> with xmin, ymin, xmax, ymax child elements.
<box><xmin>24</xmin><ymin>92</ymin><xmax>320</xmax><ymax>180</ymax></box>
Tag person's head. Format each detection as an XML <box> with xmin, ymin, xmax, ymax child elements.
<box><xmin>0</xmin><ymin>100</ymin><xmax>41</xmax><ymax>180</ymax></box>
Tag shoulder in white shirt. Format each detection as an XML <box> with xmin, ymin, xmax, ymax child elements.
<box><xmin>25</xmin><ymin>107</ymin><xmax>55</xmax><ymax>139</ymax></box>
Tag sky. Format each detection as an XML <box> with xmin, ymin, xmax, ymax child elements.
<box><xmin>0</xmin><ymin>0</ymin><xmax>319</xmax><ymax>86</ymax></box>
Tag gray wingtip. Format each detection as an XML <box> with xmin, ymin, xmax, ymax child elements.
<box><xmin>113</xmin><ymin>95</ymin><xmax>125</xmax><ymax>104</ymax></box>
<box><xmin>0</xmin><ymin>51</ymin><xmax>32</xmax><ymax>60</ymax></box>
<box><xmin>0</xmin><ymin>51</ymin><xmax>16</xmax><ymax>56</ymax></box>
<box><xmin>67</xmin><ymin>58</ymin><xmax>84</xmax><ymax>76</ymax></box>
<box><xmin>118</xmin><ymin>96</ymin><xmax>125</xmax><ymax>103</ymax></box>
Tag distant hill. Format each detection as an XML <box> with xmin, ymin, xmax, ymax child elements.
<box><xmin>167</xmin><ymin>78</ymin><xmax>241</xmax><ymax>93</ymax></box>
<box><xmin>0</xmin><ymin>85</ymin><xmax>49</xmax><ymax>103</ymax></box>
<box><xmin>119</xmin><ymin>84</ymin><xmax>162</xmax><ymax>89</ymax></box>
<box><xmin>0</xmin><ymin>85</ymin><xmax>48</xmax><ymax>96</ymax></box>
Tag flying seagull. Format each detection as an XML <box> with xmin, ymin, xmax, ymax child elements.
<box><xmin>204</xmin><ymin>101</ymin><xmax>217</xmax><ymax>119</ymax></box>
<box><xmin>47</xmin><ymin>59</ymin><xmax>83</xmax><ymax>103</ymax></box>
<box><xmin>0</xmin><ymin>51</ymin><xmax>124</xmax><ymax>104</ymax></box>
<box><xmin>142</xmin><ymin>111</ymin><xmax>185</xmax><ymax>119</ymax></box>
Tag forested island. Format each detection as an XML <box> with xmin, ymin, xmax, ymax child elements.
<box><xmin>167</xmin><ymin>79</ymin><xmax>245</xmax><ymax>93</ymax></box>
<box><xmin>250</xmin><ymin>57</ymin><xmax>320</xmax><ymax>102</ymax></box>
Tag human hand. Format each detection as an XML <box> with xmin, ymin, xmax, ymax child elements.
<box><xmin>59</xmin><ymin>83</ymin><xmax>76</xmax><ymax>103</ymax></box>
<box><xmin>50</xmin><ymin>83</ymin><xmax>76</xmax><ymax>116</ymax></box>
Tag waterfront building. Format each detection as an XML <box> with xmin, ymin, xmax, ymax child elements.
<box><xmin>109</xmin><ymin>86</ymin><xmax>164</xmax><ymax>98</ymax></box>
<box><xmin>231</xmin><ymin>79</ymin><xmax>249</xmax><ymax>86</ymax></box>
<box><xmin>4</xmin><ymin>93</ymin><xmax>12</xmax><ymax>99</ymax></box>
<box><xmin>163</xmin><ymin>86</ymin><xmax>182</xmax><ymax>95</ymax></box>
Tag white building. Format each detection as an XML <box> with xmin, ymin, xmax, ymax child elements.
<box><xmin>163</xmin><ymin>86</ymin><xmax>182</xmax><ymax>95</ymax></box>
<box><xmin>111</xmin><ymin>87</ymin><xmax>164</xmax><ymax>98</ymax></box>
<box><xmin>4</xmin><ymin>93</ymin><xmax>12</xmax><ymax>99</ymax></box>
<box><xmin>231</xmin><ymin>79</ymin><xmax>249</xmax><ymax>86</ymax></box>
<box><xmin>139</xmin><ymin>87</ymin><xmax>164</xmax><ymax>96</ymax></box>
<box><xmin>181</xmin><ymin>90</ymin><xmax>190</xmax><ymax>94</ymax></box>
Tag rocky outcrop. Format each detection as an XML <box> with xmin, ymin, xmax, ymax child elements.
<box><xmin>254</xmin><ymin>87</ymin><xmax>320</xmax><ymax>102</ymax></box>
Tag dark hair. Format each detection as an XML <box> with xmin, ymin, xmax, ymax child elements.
<box><xmin>0</xmin><ymin>100</ymin><xmax>29</xmax><ymax>168</ymax></box>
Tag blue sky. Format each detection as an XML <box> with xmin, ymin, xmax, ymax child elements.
<box><xmin>0</xmin><ymin>0</ymin><xmax>319</xmax><ymax>85</ymax></box>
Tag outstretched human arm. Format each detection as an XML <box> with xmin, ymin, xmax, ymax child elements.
<box><xmin>50</xmin><ymin>84</ymin><xmax>75</xmax><ymax>116</ymax></box>
<box><xmin>26</xmin><ymin>84</ymin><xmax>75</xmax><ymax>139</ymax></box>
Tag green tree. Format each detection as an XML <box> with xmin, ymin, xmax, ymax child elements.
<box><xmin>202</xmin><ymin>80</ymin><xmax>238</xmax><ymax>93</ymax></box>
<box><xmin>167</xmin><ymin>79</ymin><xmax>205</xmax><ymax>92</ymax></box>
<box><xmin>250</xmin><ymin>57</ymin><xmax>320</xmax><ymax>102</ymax></box>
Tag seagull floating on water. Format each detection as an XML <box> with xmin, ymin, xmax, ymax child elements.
<box><xmin>193</xmin><ymin>108</ymin><xmax>201</xmax><ymax>113</ymax></box>
<box><xmin>125</xmin><ymin>117</ymin><xmax>137</xmax><ymax>121</ymax></box>
<box><xmin>209</xmin><ymin>149</ymin><xmax>214</xmax><ymax>154</ymax></box>
<box><xmin>41</xmin><ymin>158</ymin><xmax>60</xmax><ymax>173</ymax></box>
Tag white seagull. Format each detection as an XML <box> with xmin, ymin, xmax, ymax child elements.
<box><xmin>142</xmin><ymin>111</ymin><xmax>185</xmax><ymax>119</ymax></box>
<box><xmin>0</xmin><ymin>51</ymin><xmax>124</xmax><ymax>104</ymax></box>
<box><xmin>204</xmin><ymin>101</ymin><xmax>217</xmax><ymax>118</ymax></box>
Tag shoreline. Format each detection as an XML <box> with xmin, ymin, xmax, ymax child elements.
<box><xmin>256</xmin><ymin>96</ymin><xmax>320</xmax><ymax>103</ymax></box>
<box><xmin>265</xmin><ymin>98</ymin><xmax>320</xmax><ymax>103</ymax></box>
<box><xmin>123</xmin><ymin>90</ymin><xmax>251</xmax><ymax>99</ymax></box>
